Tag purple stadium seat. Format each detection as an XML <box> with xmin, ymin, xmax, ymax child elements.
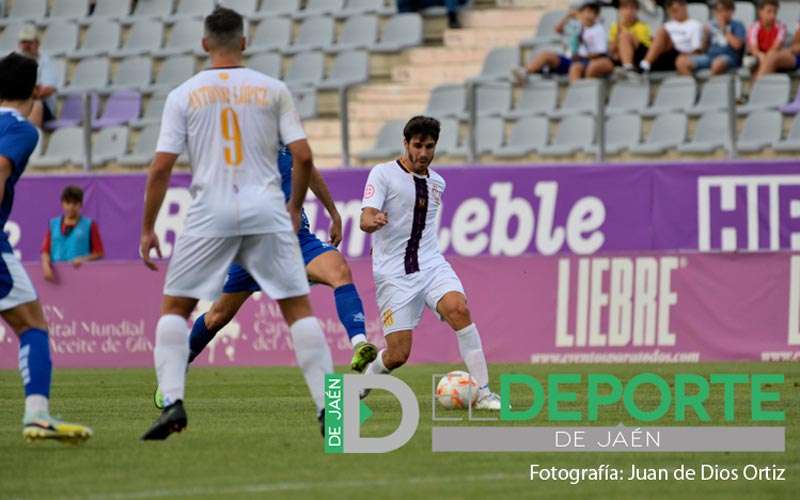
<box><xmin>44</xmin><ymin>93</ymin><xmax>100</xmax><ymax>130</ymax></box>
<box><xmin>94</xmin><ymin>90</ymin><xmax>141</xmax><ymax>128</ymax></box>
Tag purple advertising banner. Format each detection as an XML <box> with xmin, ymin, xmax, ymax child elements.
<box><xmin>0</xmin><ymin>252</ymin><xmax>798</xmax><ymax>369</ymax></box>
<box><xmin>6</xmin><ymin>160</ymin><xmax>800</xmax><ymax>263</ymax></box>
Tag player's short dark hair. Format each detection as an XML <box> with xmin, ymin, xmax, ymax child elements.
<box><xmin>578</xmin><ymin>1</ymin><xmax>601</xmax><ymax>14</ymax></box>
<box><xmin>665</xmin><ymin>0</ymin><xmax>687</xmax><ymax>9</ymax></box>
<box><xmin>0</xmin><ymin>52</ymin><xmax>38</xmax><ymax>101</ymax></box>
<box><xmin>61</xmin><ymin>185</ymin><xmax>84</xmax><ymax>204</ymax></box>
<box><xmin>204</xmin><ymin>6</ymin><xmax>244</xmax><ymax>52</ymax></box>
<box><xmin>715</xmin><ymin>0</ymin><xmax>735</xmax><ymax>11</ymax></box>
<box><xmin>403</xmin><ymin>116</ymin><xmax>440</xmax><ymax>143</ymax></box>
<box><xmin>758</xmin><ymin>0</ymin><xmax>779</xmax><ymax>10</ymax></box>
<box><xmin>618</xmin><ymin>0</ymin><xmax>639</xmax><ymax>9</ymax></box>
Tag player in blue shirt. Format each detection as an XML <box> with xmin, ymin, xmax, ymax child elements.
<box><xmin>154</xmin><ymin>147</ymin><xmax>378</xmax><ymax>416</ymax></box>
<box><xmin>0</xmin><ymin>53</ymin><xmax>92</xmax><ymax>443</ymax></box>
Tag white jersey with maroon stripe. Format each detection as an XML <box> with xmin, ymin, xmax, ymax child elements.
<box><xmin>361</xmin><ymin>160</ymin><xmax>448</xmax><ymax>281</ymax></box>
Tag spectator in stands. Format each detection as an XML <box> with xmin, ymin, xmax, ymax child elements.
<box><xmin>609</xmin><ymin>0</ymin><xmax>652</xmax><ymax>77</ymax></box>
<box><xmin>398</xmin><ymin>0</ymin><xmax>467</xmax><ymax>29</ymax></box>
<box><xmin>753</xmin><ymin>28</ymin><xmax>800</xmax><ymax>79</ymax></box>
<box><xmin>678</xmin><ymin>0</ymin><xmax>745</xmax><ymax>76</ymax></box>
<box><xmin>639</xmin><ymin>0</ymin><xmax>704</xmax><ymax>74</ymax></box>
<box><xmin>513</xmin><ymin>1</ymin><xmax>613</xmax><ymax>83</ymax></box>
<box><xmin>16</xmin><ymin>25</ymin><xmax>59</xmax><ymax>128</ymax></box>
<box><xmin>40</xmin><ymin>186</ymin><xmax>104</xmax><ymax>283</ymax></box>
<box><xmin>744</xmin><ymin>0</ymin><xmax>786</xmax><ymax>75</ymax></box>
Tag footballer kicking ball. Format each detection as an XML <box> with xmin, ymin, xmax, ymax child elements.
<box><xmin>436</xmin><ymin>370</ymin><xmax>479</xmax><ymax>409</ymax></box>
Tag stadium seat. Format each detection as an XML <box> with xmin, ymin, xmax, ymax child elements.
<box><xmin>687</xmin><ymin>76</ymin><xmax>731</xmax><ymax>116</ymax></box>
<box><xmin>48</xmin><ymin>58</ymin><xmax>68</xmax><ymax>89</ymax></box>
<box><xmin>72</xmin><ymin>19</ymin><xmax>121</xmax><ymax>58</ymax></box>
<box><xmin>294</xmin><ymin>0</ymin><xmax>345</xmax><ymax>19</ymax></box>
<box><xmin>284</xmin><ymin>16</ymin><xmax>335</xmax><ymax>55</ymax></box>
<box><xmin>629</xmin><ymin>112</ymin><xmax>687</xmax><ymax>155</ymax></box>
<box><xmin>144</xmin><ymin>55</ymin><xmax>195</xmax><ymax>93</ymax></box>
<box><xmin>248</xmin><ymin>52</ymin><xmax>282</xmax><ymax>79</ymax></box>
<box><xmin>356</xmin><ymin>119</ymin><xmax>404</xmax><ymax>161</ymax></box>
<box><xmin>118</xmin><ymin>124</ymin><xmax>160</xmax><ymax>166</ymax></box>
<box><xmin>218</xmin><ymin>0</ymin><xmax>259</xmax><ymax>17</ymax></box>
<box><xmin>520</xmin><ymin>10</ymin><xmax>565</xmax><ymax>48</ymax></box>
<box><xmin>247</xmin><ymin>17</ymin><xmax>292</xmax><ymax>53</ymax></box>
<box><xmin>126</xmin><ymin>0</ymin><xmax>174</xmax><ymax>20</ymax></box>
<box><xmin>153</xmin><ymin>19</ymin><xmax>203</xmax><ymax>57</ymax></box>
<box><xmin>435</xmin><ymin>118</ymin><xmax>461</xmax><ymax>156</ymax></box>
<box><xmin>639</xmin><ymin>6</ymin><xmax>664</xmax><ymax>33</ymax></box>
<box><xmin>318</xmin><ymin>50</ymin><xmax>370</xmax><ymax>90</ymax></box>
<box><xmin>778</xmin><ymin>3</ymin><xmax>800</xmax><ymax>35</ymax></box>
<box><xmin>549</xmin><ymin>79</ymin><xmax>600</xmax><ymax>118</ymax></box>
<box><xmin>600</xmin><ymin>6</ymin><xmax>617</xmax><ymax>29</ymax></box>
<box><xmin>372</xmin><ymin>13</ymin><xmax>423</xmax><ymax>53</ymax></box>
<box><xmin>773</xmin><ymin>114</ymin><xmax>800</xmax><ymax>152</ymax></box>
<box><xmin>677</xmin><ymin>111</ymin><xmax>729</xmax><ymax>153</ymax></box>
<box><xmin>0</xmin><ymin>23</ymin><xmax>24</xmax><ymax>52</ymax></box>
<box><xmin>94</xmin><ymin>90</ymin><xmax>141</xmax><ymax>128</ymax></box>
<box><xmin>326</xmin><ymin>15</ymin><xmax>379</xmax><ymax>53</ymax></box>
<box><xmin>606</xmin><ymin>80</ymin><xmax>650</xmax><ymax>115</ymax></box>
<box><xmin>92</xmin><ymin>126</ymin><xmax>129</xmax><ymax>165</ymax></box>
<box><xmin>503</xmin><ymin>79</ymin><xmax>558</xmax><ymax>118</ymax></box>
<box><xmin>109</xmin><ymin>56</ymin><xmax>153</xmax><ymax>92</ymax></box>
<box><xmin>131</xmin><ymin>94</ymin><xmax>167</xmax><ymax>128</ymax></box>
<box><xmin>291</xmin><ymin>87</ymin><xmax>318</xmax><ymax>119</ymax></box>
<box><xmin>335</xmin><ymin>0</ymin><xmax>394</xmax><ymax>19</ymax></box>
<box><xmin>40</xmin><ymin>21</ymin><xmax>79</xmax><ymax>57</ymax></box>
<box><xmin>0</xmin><ymin>0</ymin><xmax>46</xmax><ymax>27</ymax></box>
<box><xmin>451</xmin><ymin>117</ymin><xmax>505</xmax><ymax>156</ymax></box>
<box><xmin>780</xmin><ymin>85</ymin><xmax>800</xmax><ymax>115</ymax></box>
<box><xmin>44</xmin><ymin>93</ymin><xmax>100</xmax><ymax>130</ymax></box>
<box><xmin>252</xmin><ymin>0</ymin><xmax>299</xmax><ymax>19</ymax></box>
<box><xmin>687</xmin><ymin>2</ymin><xmax>709</xmax><ymax>22</ymax></box>
<box><xmin>539</xmin><ymin>115</ymin><xmax>595</xmax><ymax>157</ymax></box>
<box><xmin>29</xmin><ymin>127</ymin><xmax>84</xmax><ymax>168</ymax></box>
<box><xmin>737</xmin><ymin>74</ymin><xmax>790</xmax><ymax>115</ymax></box>
<box><xmin>584</xmin><ymin>114</ymin><xmax>642</xmax><ymax>155</ymax></box>
<box><xmin>641</xmin><ymin>76</ymin><xmax>696</xmax><ymax>117</ymax></box>
<box><xmin>110</xmin><ymin>19</ymin><xmax>164</xmax><ymax>57</ymax></box>
<box><xmin>472</xmin><ymin>47</ymin><xmax>520</xmax><ymax>83</ymax></box>
<box><xmin>736</xmin><ymin>110</ymin><xmax>782</xmax><ymax>153</ymax></box>
<box><xmin>89</xmin><ymin>0</ymin><xmax>131</xmax><ymax>20</ymax></box>
<box><xmin>44</xmin><ymin>0</ymin><xmax>89</xmax><ymax>23</ymax></box>
<box><xmin>163</xmin><ymin>0</ymin><xmax>214</xmax><ymax>22</ymax></box>
<box><xmin>29</xmin><ymin>128</ymin><xmax>46</xmax><ymax>163</ymax></box>
<box><xmin>284</xmin><ymin>51</ymin><xmax>326</xmax><ymax>89</ymax></box>
<box><xmin>63</xmin><ymin>57</ymin><xmax>110</xmax><ymax>93</ymax></box>
<box><xmin>734</xmin><ymin>1</ymin><xmax>755</xmax><ymax>26</ymax></box>
<box><xmin>459</xmin><ymin>82</ymin><xmax>512</xmax><ymax>119</ymax></box>
<box><xmin>425</xmin><ymin>84</ymin><xmax>466</xmax><ymax>119</ymax></box>
<box><xmin>492</xmin><ymin>116</ymin><xmax>549</xmax><ymax>157</ymax></box>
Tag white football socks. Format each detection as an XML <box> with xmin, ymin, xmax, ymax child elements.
<box><xmin>154</xmin><ymin>314</ymin><xmax>190</xmax><ymax>407</ymax></box>
<box><xmin>455</xmin><ymin>323</ymin><xmax>490</xmax><ymax>393</ymax></box>
<box><xmin>290</xmin><ymin>316</ymin><xmax>333</xmax><ymax>414</ymax></box>
<box><xmin>350</xmin><ymin>333</ymin><xmax>367</xmax><ymax>348</ymax></box>
<box><xmin>24</xmin><ymin>395</ymin><xmax>49</xmax><ymax>421</ymax></box>
<box><xmin>366</xmin><ymin>349</ymin><xmax>390</xmax><ymax>375</ymax></box>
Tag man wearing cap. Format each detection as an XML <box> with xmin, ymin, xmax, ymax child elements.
<box><xmin>16</xmin><ymin>24</ymin><xmax>59</xmax><ymax>128</ymax></box>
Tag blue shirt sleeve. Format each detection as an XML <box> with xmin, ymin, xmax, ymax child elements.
<box><xmin>732</xmin><ymin>21</ymin><xmax>746</xmax><ymax>41</ymax></box>
<box><xmin>0</xmin><ymin>121</ymin><xmax>39</xmax><ymax>172</ymax></box>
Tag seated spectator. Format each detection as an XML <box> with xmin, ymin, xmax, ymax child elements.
<box><xmin>16</xmin><ymin>25</ymin><xmax>59</xmax><ymax>129</ymax></box>
<box><xmin>40</xmin><ymin>186</ymin><xmax>104</xmax><ymax>283</ymax></box>
<box><xmin>513</xmin><ymin>1</ymin><xmax>613</xmax><ymax>83</ymax></box>
<box><xmin>678</xmin><ymin>0</ymin><xmax>745</xmax><ymax>76</ymax></box>
<box><xmin>609</xmin><ymin>0</ymin><xmax>653</xmax><ymax>77</ymax></box>
<box><xmin>745</xmin><ymin>0</ymin><xmax>786</xmax><ymax>75</ymax></box>
<box><xmin>398</xmin><ymin>0</ymin><xmax>468</xmax><ymax>29</ymax></box>
<box><xmin>639</xmin><ymin>0</ymin><xmax>704</xmax><ymax>74</ymax></box>
<box><xmin>754</xmin><ymin>28</ymin><xmax>800</xmax><ymax>79</ymax></box>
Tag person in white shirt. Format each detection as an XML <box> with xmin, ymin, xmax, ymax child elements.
<box><xmin>513</xmin><ymin>1</ymin><xmax>613</xmax><ymax>83</ymax></box>
<box><xmin>639</xmin><ymin>0</ymin><xmax>704</xmax><ymax>73</ymax></box>
<box><xmin>359</xmin><ymin>116</ymin><xmax>501</xmax><ymax>410</ymax></box>
<box><xmin>139</xmin><ymin>7</ymin><xmax>333</xmax><ymax>440</ymax></box>
<box><xmin>16</xmin><ymin>25</ymin><xmax>60</xmax><ymax>128</ymax></box>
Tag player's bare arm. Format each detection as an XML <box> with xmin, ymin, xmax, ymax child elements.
<box><xmin>360</xmin><ymin>207</ymin><xmax>388</xmax><ymax>233</ymax></box>
<box><xmin>309</xmin><ymin>166</ymin><xmax>343</xmax><ymax>246</ymax></box>
<box><xmin>286</xmin><ymin>139</ymin><xmax>314</xmax><ymax>232</ymax></box>
<box><xmin>140</xmin><ymin>152</ymin><xmax>178</xmax><ymax>271</ymax></box>
<box><xmin>0</xmin><ymin>156</ymin><xmax>11</xmax><ymax>206</ymax></box>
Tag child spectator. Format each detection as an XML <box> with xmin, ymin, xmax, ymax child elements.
<box><xmin>639</xmin><ymin>0</ymin><xmax>704</xmax><ymax>73</ymax></box>
<box><xmin>754</xmin><ymin>28</ymin><xmax>800</xmax><ymax>79</ymax></box>
<box><xmin>609</xmin><ymin>0</ymin><xmax>653</xmax><ymax>76</ymax></box>
<box><xmin>746</xmin><ymin>0</ymin><xmax>788</xmax><ymax>75</ymax></box>
<box><xmin>513</xmin><ymin>1</ymin><xmax>613</xmax><ymax>83</ymax></box>
<box><xmin>678</xmin><ymin>0</ymin><xmax>745</xmax><ymax>76</ymax></box>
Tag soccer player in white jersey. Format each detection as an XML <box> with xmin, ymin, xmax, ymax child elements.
<box><xmin>360</xmin><ymin>116</ymin><xmax>501</xmax><ymax>410</ymax></box>
<box><xmin>139</xmin><ymin>7</ymin><xmax>334</xmax><ymax>439</ymax></box>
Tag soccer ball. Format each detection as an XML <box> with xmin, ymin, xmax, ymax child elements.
<box><xmin>436</xmin><ymin>370</ymin><xmax>478</xmax><ymax>409</ymax></box>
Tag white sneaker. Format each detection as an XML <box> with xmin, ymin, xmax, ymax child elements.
<box><xmin>474</xmin><ymin>391</ymin><xmax>502</xmax><ymax>410</ymax></box>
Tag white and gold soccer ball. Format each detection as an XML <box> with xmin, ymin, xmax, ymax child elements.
<box><xmin>436</xmin><ymin>370</ymin><xmax>478</xmax><ymax>409</ymax></box>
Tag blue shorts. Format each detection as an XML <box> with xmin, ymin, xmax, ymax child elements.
<box><xmin>222</xmin><ymin>227</ymin><xmax>336</xmax><ymax>294</ymax></box>
<box><xmin>795</xmin><ymin>54</ymin><xmax>800</xmax><ymax>69</ymax></box>
<box><xmin>690</xmin><ymin>53</ymin><xmax>738</xmax><ymax>71</ymax></box>
<box><xmin>555</xmin><ymin>55</ymin><xmax>590</xmax><ymax>74</ymax></box>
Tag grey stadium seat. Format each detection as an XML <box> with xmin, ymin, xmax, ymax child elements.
<box><xmin>127</xmin><ymin>0</ymin><xmax>174</xmax><ymax>20</ymax></box>
<box><xmin>144</xmin><ymin>55</ymin><xmax>195</xmax><ymax>93</ymax></box>
<box><xmin>73</xmin><ymin>19</ymin><xmax>121</xmax><ymax>58</ymax></box>
<box><xmin>291</xmin><ymin>87</ymin><xmax>318</xmax><ymax>119</ymax></box>
<box><xmin>372</xmin><ymin>13</ymin><xmax>423</xmax><ymax>52</ymax></box>
<box><xmin>435</xmin><ymin>118</ymin><xmax>460</xmax><ymax>156</ymax></box>
<box><xmin>153</xmin><ymin>19</ymin><xmax>203</xmax><ymax>57</ymax></box>
<box><xmin>294</xmin><ymin>0</ymin><xmax>345</xmax><ymax>19</ymax></box>
<box><xmin>252</xmin><ymin>0</ymin><xmax>299</xmax><ymax>19</ymax></box>
<box><xmin>44</xmin><ymin>0</ymin><xmax>89</xmax><ymax>23</ymax></box>
<box><xmin>629</xmin><ymin>112</ymin><xmax>687</xmax><ymax>155</ymax></box>
<box><xmin>735</xmin><ymin>1</ymin><xmax>755</xmax><ymax>26</ymax></box>
<box><xmin>493</xmin><ymin>116</ymin><xmax>549</xmax><ymax>157</ymax></box>
<box><xmin>318</xmin><ymin>50</ymin><xmax>370</xmax><ymax>90</ymax></box>
<box><xmin>520</xmin><ymin>10</ymin><xmax>565</xmax><ymax>48</ymax></box>
<box><xmin>110</xmin><ymin>56</ymin><xmax>153</xmax><ymax>92</ymax></box>
<box><xmin>459</xmin><ymin>82</ymin><xmax>512</xmax><ymax>119</ymax></box>
<box><xmin>606</xmin><ymin>80</ymin><xmax>650</xmax><ymax>115</ymax></box>
<box><xmin>473</xmin><ymin>47</ymin><xmax>519</xmax><ymax>83</ymax></box>
<box><xmin>118</xmin><ymin>124</ymin><xmax>160</xmax><ymax>166</ymax></box>
<box><xmin>425</xmin><ymin>84</ymin><xmax>466</xmax><ymax>119</ymax></box>
<box><xmin>736</xmin><ymin>110</ymin><xmax>782</xmax><ymax>153</ymax></box>
<box><xmin>600</xmin><ymin>6</ymin><xmax>617</xmax><ymax>29</ymax></box>
<box><xmin>452</xmin><ymin>117</ymin><xmax>504</xmax><ymax>156</ymax></box>
<box><xmin>503</xmin><ymin>79</ymin><xmax>558</xmax><ymax>118</ymax></box>
<box><xmin>131</xmin><ymin>95</ymin><xmax>166</xmax><ymax>128</ymax></box>
<box><xmin>778</xmin><ymin>3</ymin><xmax>800</xmax><ymax>34</ymax></box>
<box><xmin>356</xmin><ymin>120</ymin><xmax>404</xmax><ymax>161</ymax></box>
<box><xmin>247</xmin><ymin>17</ymin><xmax>292</xmax><ymax>53</ymax></box>
<box><xmin>539</xmin><ymin>115</ymin><xmax>595</xmax><ymax>157</ymax></box>
<box><xmin>29</xmin><ymin>127</ymin><xmax>84</xmax><ymax>169</ymax></box>
<box><xmin>64</xmin><ymin>57</ymin><xmax>110</xmax><ymax>93</ymax></box>
<box><xmin>327</xmin><ymin>15</ymin><xmax>378</xmax><ymax>53</ymax></box>
<box><xmin>90</xmin><ymin>0</ymin><xmax>131</xmax><ymax>19</ymax></box>
<box><xmin>110</xmin><ymin>19</ymin><xmax>164</xmax><ymax>57</ymax></box>
<box><xmin>218</xmin><ymin>0</ymin><xmax>259</xmax><ymax>17</ymax></box>
<box><xmin>0</xmin><ymin>0</ymin><xmax>46</xmax><ymax>26</ymax></box>
<box><xmin>248</xmin><ymin>53</ymin><xmax>282</xmax><ymax>79</ymax></box>
<box><xmin>641</xmin><ymin>76</ymin><xmax>696</xmax><ymax>117</ymax></box>
<box><xmin>687</xmin><ymin>76</ymin><xmax>730</xmax><ymax>116</ymax></box>
<box><xmin>284</xmin><ymin>51</ymin><xmax>325</xmax><ymax>89</ymax></box>
<box><xmin>284</xmin><ymin>16</ymin><xmax>335</xmax><ymax>54</ymax></box>
<box><xmin>549</xmin><ymin>79</ymin><xmax>601</xmax><ymax>118</ymax></box>
<box><xmin>40</xmin><ymin>21</ymin><xmax>79</xmax><ymax>57</ymax></box>
<box><xmin>335</xmin><ymin>0</ymin><xmax>394</xmax><ymax>19</ymax></box>
<box><xmin>687</xmin><ymin>2</ymin><xmax>709</xmax><ymax>22</ymax></box>
<box><xmin>737</xmin><ymin>74</ymin><xmax>790</xmax><ymax>115</ymax></box>
<box><xmin>92</xmin><ymin>126</ymin><xmax>129</xmax><ymax>165</ymax></box>
<box><xmin>0</xmin><ymin>24</ymin><xmax>24</xmax><ymax>52</ymax></box>
<box><xmin>677</xmin><ymin>111</ymin><xmax>729</xmax><ymax>153</ymax></box>
<box><xmin>163</xmin><ymin>0</ymin><xmax>214</xmax><ymax>22</ymax></box>
<box><xmin>773</xmin><ymin>114</ymin><xmax>800</xmax><ymax>152</ymax></box>
<box><xmin>585</xmin><ymin>114</ymin><xmax>642</xmax><ymax>155</ymax></box>
<box><xmin>640</xmin><ymin>6</ymin><xmax>664</xmax><ymax>33</ymax></box>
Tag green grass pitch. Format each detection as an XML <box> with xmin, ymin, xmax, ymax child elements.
<box><xmin>1</xmin><ymin>362</ymin><xmax>797</xmax><ymax>499</ymax></box>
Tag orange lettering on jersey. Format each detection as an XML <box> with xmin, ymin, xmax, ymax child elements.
<box><xmin>382</xmin><ymin>309</ymin><xmax>394</xmax><ymax>328</ymax></box>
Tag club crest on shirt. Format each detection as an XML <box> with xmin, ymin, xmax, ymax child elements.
<box><xmin>364</xmin><ymin>184</ymin><xmax>375</xmax><ymax>199</ymax></box>
<box><xmin>430</xmin><ymin>184</ymin><xmax>442</xmax><ymax>204</ymax></box>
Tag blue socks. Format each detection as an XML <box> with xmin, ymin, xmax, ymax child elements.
<box><xmin>334</xmin><ymin>283</ymin><xmax>367</xmax><ymax>346</ymax></box>
<box><xmin>188</xmin><ymin>313</ymin><xmax>216</xmax><ymax>363</ymax></box>
<box><xmin>18</xmin><ymin>329</ymin><xmax>51</xmax><ymax>399</ymax></box>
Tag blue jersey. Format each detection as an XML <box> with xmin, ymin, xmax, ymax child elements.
<box><xmin>277</xmin><ymin>145</ymin><xmax>310</xmax><ymax>231</ymax></box>
<box><xmin>0</xmin><ymin>109</ymin><xmax>39</xmax><ymax>254</ymax></box>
